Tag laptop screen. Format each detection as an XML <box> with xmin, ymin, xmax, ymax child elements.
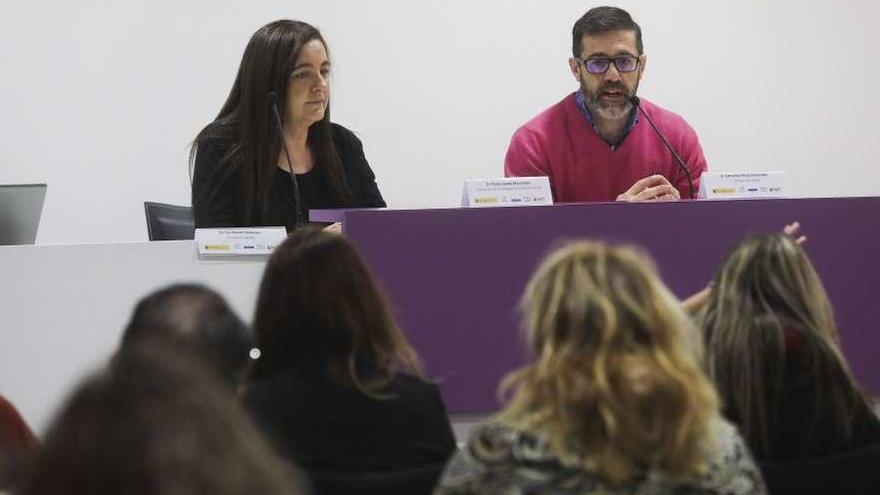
<box><xmin>0</xmin><ymin>184</ymin><xmax>47</xmax><ymax>245</ymax></box>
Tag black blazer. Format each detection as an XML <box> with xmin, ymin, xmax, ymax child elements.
<box><xmin>192</xmin><ymin>123</ymin><xmax>385</xmax><ymax>230</ymax></box>
<box><xmin>243</xmin><ymin>370</ymin><xmax>457</xmax><ymax>473</ymax></box>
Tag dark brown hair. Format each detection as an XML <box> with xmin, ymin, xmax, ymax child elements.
<box><xmin>250</xmin><ymin>228</ymin><xmax>421</xmax><ymax>396</ymax></box>
<box><xmin>572</xmin><ymin>6</ymin><xmax>644</xmax><ymax>57</ymax></box>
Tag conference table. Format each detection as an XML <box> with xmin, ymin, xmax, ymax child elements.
<box><xmin>2</xmin><ymin>196</ymin><xmax>878</xmax><ymax>433</ymax></box>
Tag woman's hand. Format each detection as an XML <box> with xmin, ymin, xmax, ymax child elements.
<box><xmin>783</xmin><ymin>221</ymin><xmax>807</xmax><ymax>245</ymax></box>
<box><xmin>682</xmin><ymin>285</ymin><xmax>712</xmax><ymax>316</ymax></box>
<box><xmin>322</xmin><ymin>222</ymin><xmax>342</xmax><ymax>235</ymax></box>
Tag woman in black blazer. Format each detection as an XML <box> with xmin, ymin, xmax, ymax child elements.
<box><xmin>191</xmin><ymin>20</ymin><xmax>385</xmax><ymax>231</ymax></box>
<box><xmin>243</xmin><ymin>228</ymin><xmax>456</xmax><ymax>483</ymax></box>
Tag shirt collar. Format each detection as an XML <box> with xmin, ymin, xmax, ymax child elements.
<box><xmin>574</xmin><ymin>90</ymin><xmax>639</xmax><ymax>149</ymax></box>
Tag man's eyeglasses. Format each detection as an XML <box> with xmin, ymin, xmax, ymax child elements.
<box><xmin>580</xmin><ymin>55</ymin><xmax>641</xmax><ymax>75</ymax></box>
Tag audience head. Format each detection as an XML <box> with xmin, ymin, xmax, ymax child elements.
<box><xmin>701</xmin><ymin>233</ymin><xmax>871</xmax><ymax>457</ymax></box>
<box><xmin>121</xmin><ymin>283</ymin><xmax>253</xmax><ymax>388</ymax></box>
<box><xmin>24</xmin><ymin>344</ymin><xmax>304</xmax><ymax>495</ymax></box>
<box><xmin>500</xmin><ymin>240</ymin><xmax>719</xmax><ymax>483</ymax></box>
<box><xmin>251</xmin><ymin>228</ymin><xmax>421</xmax><ymax>395</ymax></box>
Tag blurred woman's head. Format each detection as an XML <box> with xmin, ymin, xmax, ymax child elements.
<box><xmin>251</xmin><ymin>228</ymin><xmax>420</xmax><ymax>395</ymax></box>
<box><xmin>121</xmin><ymin>283</ymin><xmax>253</xmax><ymax>388</ymax></box>
<box><xmin>500</xmin><ymin>240</ymin><xmax>719</xmax><ymax>483</ymax></box>
<box><xmin>24</xmin><ymin>344</ymin><xmax>304</xmax><ymax>495</ymax></box>
<box><xmin>701</xmin><ymin>233</ymin><xmax>871</xmax><ymax>457</ymax></box>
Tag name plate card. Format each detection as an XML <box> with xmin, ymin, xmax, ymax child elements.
<box><xmin>698</xmin><ymin>172</ymin><xmax>788</xmax><ymax>200</ymax></box>
<box><xmin>195</xmin><ymin>227</ymin><xmax>287</xmax><ymax>257</ymax></box>
<box><xmin>462</xmin><ymin>177</ymin><xmax>553</xmax><ymax>208</ymax></box>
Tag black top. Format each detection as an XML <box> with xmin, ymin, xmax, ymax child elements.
<box><xmin>722</xmin><ymin>327</ymin><xmax>880</xmax><ymax>464</ymax></box>
<box><xmin>192</xmin><ymin>123</ymin><xmax>385</xmax><ymax>230</ymax></box>
<box><xmin>758</xmin><ymin>330</ymin><xmax>880</xmax><ymax>495</ymax></box>
<box><xmin>243</xmin><ymin>369</ymin><xmax>457</xmax><ymax>473</ymax></box>
<box><xmin>765</xmin><ymin>331</ymin><xmax>880</xmax><ymax>462</ymax></box>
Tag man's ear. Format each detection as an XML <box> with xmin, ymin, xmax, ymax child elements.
<box><xmin>638</xmin><ymin>54</ymin><xmax>647</xmax><ymax>81</ymax></box>
<box><xmin>568</xmin><ymin>58</ymin><xmax>581</xmax><ymax>82</ymax></box>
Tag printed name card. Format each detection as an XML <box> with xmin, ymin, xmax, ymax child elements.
<box><xmin>195</xmin><ymin>227</ymin><xmax>287</xmax><ymax>257</ymax></box>
<box><xmin>461</xmin><ymin>177</ymin><xmax>553</xmax><ymax>208</ymax></box>
<box><xmin>698</xmin><ymin>172</ymin><xmax>788</xmax><ymax>200</ymax></box>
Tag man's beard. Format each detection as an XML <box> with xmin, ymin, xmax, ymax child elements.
<box><xmin>584</xmin><ymin>80</ymin><xmax>639</xmax><ymax>121</ymax></box>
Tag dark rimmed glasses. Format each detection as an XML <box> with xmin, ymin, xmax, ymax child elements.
<box><xmin>580</xmin><ymin>55</ymin><xmax>641</xmax><ymax>75</ymax></box>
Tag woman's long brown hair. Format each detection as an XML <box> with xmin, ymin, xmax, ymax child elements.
<box><xmin>700</xmin><ymin>233</ymin><xmax>873</xmax><ymax>458</ymax></box>
<box><xmin>250</xmin><ymin>228</ymin><xmax>421</xmax><ymax>397</ymax></box>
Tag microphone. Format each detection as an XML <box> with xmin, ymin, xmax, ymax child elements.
<box><xmin>630</xmin><ymin>95</ymin><xmax>695</xmax><ymax>199</ymax></box>
<box><xmin>268</xmin><ymin>91</ymin><xmax>305</xmax><ymax>228</ymax></box>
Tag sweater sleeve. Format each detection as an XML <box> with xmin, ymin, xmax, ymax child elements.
<box><xmin>504</xmin><ymin>126</ymin><xmax>550</xmax><ymax>179</ymax></box>
<box><xmin>432</xmin><ymin>449</ymin><xmax>481</xmax><ymax>495</ymax></box>
<box><xmin>504</xmin><ymin>126</ymin><xmax>556</xmax><ymax>200</ymax></box>
<box><xmin>705</xmin><ymin>420</ymin><xmax>768</xmax><ymax>495</ymax></box>
<box><xmin>191</xmin><ymin>140</ymin><xmax>239</xmax><ymax>228</ymax></box>
<box><xmin>432</xmin><ymin>422</ymin><xmax>518</xmax><ymax>495</ymax></box>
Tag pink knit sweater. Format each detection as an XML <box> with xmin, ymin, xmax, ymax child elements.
<box><xmin>504</xmin><ymin>94</ymin><xmax>707</xmax><ymax>202</ymax></box>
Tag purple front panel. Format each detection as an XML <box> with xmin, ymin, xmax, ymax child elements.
<box><xmin>340</xmin><ymin>197</ymin><xmax>880</xmax><ymax>413</ymax></box>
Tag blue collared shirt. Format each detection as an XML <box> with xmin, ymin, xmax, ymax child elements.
<box><xmin>575</xmin><ymin>91</ymin><xmax>639</xmax><ymax>150</ymax></box>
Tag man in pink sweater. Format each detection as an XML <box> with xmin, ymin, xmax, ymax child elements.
<box><xmin>505</xmin><ymin>7</ymin><xmax>707</xmax><ymax>203</ymax></box>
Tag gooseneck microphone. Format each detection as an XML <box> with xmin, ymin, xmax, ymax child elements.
<box><xmin>630</xmin><ymin>95</ymin><xmax>695</xmax><ymax>199</ymax></box>
<box><xmin>268</xmin><ymin>91</ymin><xmax>305</xmax><ymax>228</ymax></box>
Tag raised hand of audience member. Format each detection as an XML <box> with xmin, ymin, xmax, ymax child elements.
<box><xmin>682</xmin><ymin>286</ymin><xmax>712</xmax><ymax>316</ymax></box>
<box><xmin>783</xmin><ymin>221</ymin><xmax>807</xmax><ymax>245</ymax></box>
<box><xmin>682</xmin><ymin>221</ymin><xmax>807</xmax><ymax>317</ymax></box>
<box><xmin>322</xmin><ymin>222</ymin><xmax>342</xmax><ymax>235</ymax></box>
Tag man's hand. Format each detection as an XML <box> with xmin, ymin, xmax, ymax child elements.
<box><xmin>616</xmin><ymin>175</ymin><xmax>680</xmax><ymax>202</ymax></box>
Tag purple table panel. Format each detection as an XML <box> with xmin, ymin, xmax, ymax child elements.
<box><xmin>314</xmin><ymin>197</ymin><xmax>880</xmax><ymax>413</ymax></box>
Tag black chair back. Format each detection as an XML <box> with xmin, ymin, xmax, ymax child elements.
<box><xmin>760</xmin><ymin>444</ymin><xmax>880</xmax><ymax>495</ymax></box>
<box><xmin>144</xmin><ymin>202</ymin><xmax>194</xmax><ymax>241</ymax></box>
<box><xmin>308</xmin><ymin>462</ymin><xmax>446</xmax><ymax>495</ymax></box>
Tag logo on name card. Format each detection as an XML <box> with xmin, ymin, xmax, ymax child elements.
<box><xmin>195</xmin><ymin>227</ymin><xmax>287</xmax><ymax>257</ymax></box>
<box><xmin>699</xmin><ymin>172</ymin><xmax>787</xmax><ymax>200</ymax></box>
<box><xmin>462</xmin><ymin>177</ymin><xmax>553</xmax><ymax>208</ymax></box>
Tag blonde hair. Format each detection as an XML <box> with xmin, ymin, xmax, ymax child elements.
<box><xmin>499</xmin><ymin>241</ymin><xmax>719</xmax><ymax>484</ymax></box>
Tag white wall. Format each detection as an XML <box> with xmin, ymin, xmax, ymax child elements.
<box><xmin>2</xmin><ymin>0</ymin><xmax>878</xmax><ymax>244</ymax></box>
